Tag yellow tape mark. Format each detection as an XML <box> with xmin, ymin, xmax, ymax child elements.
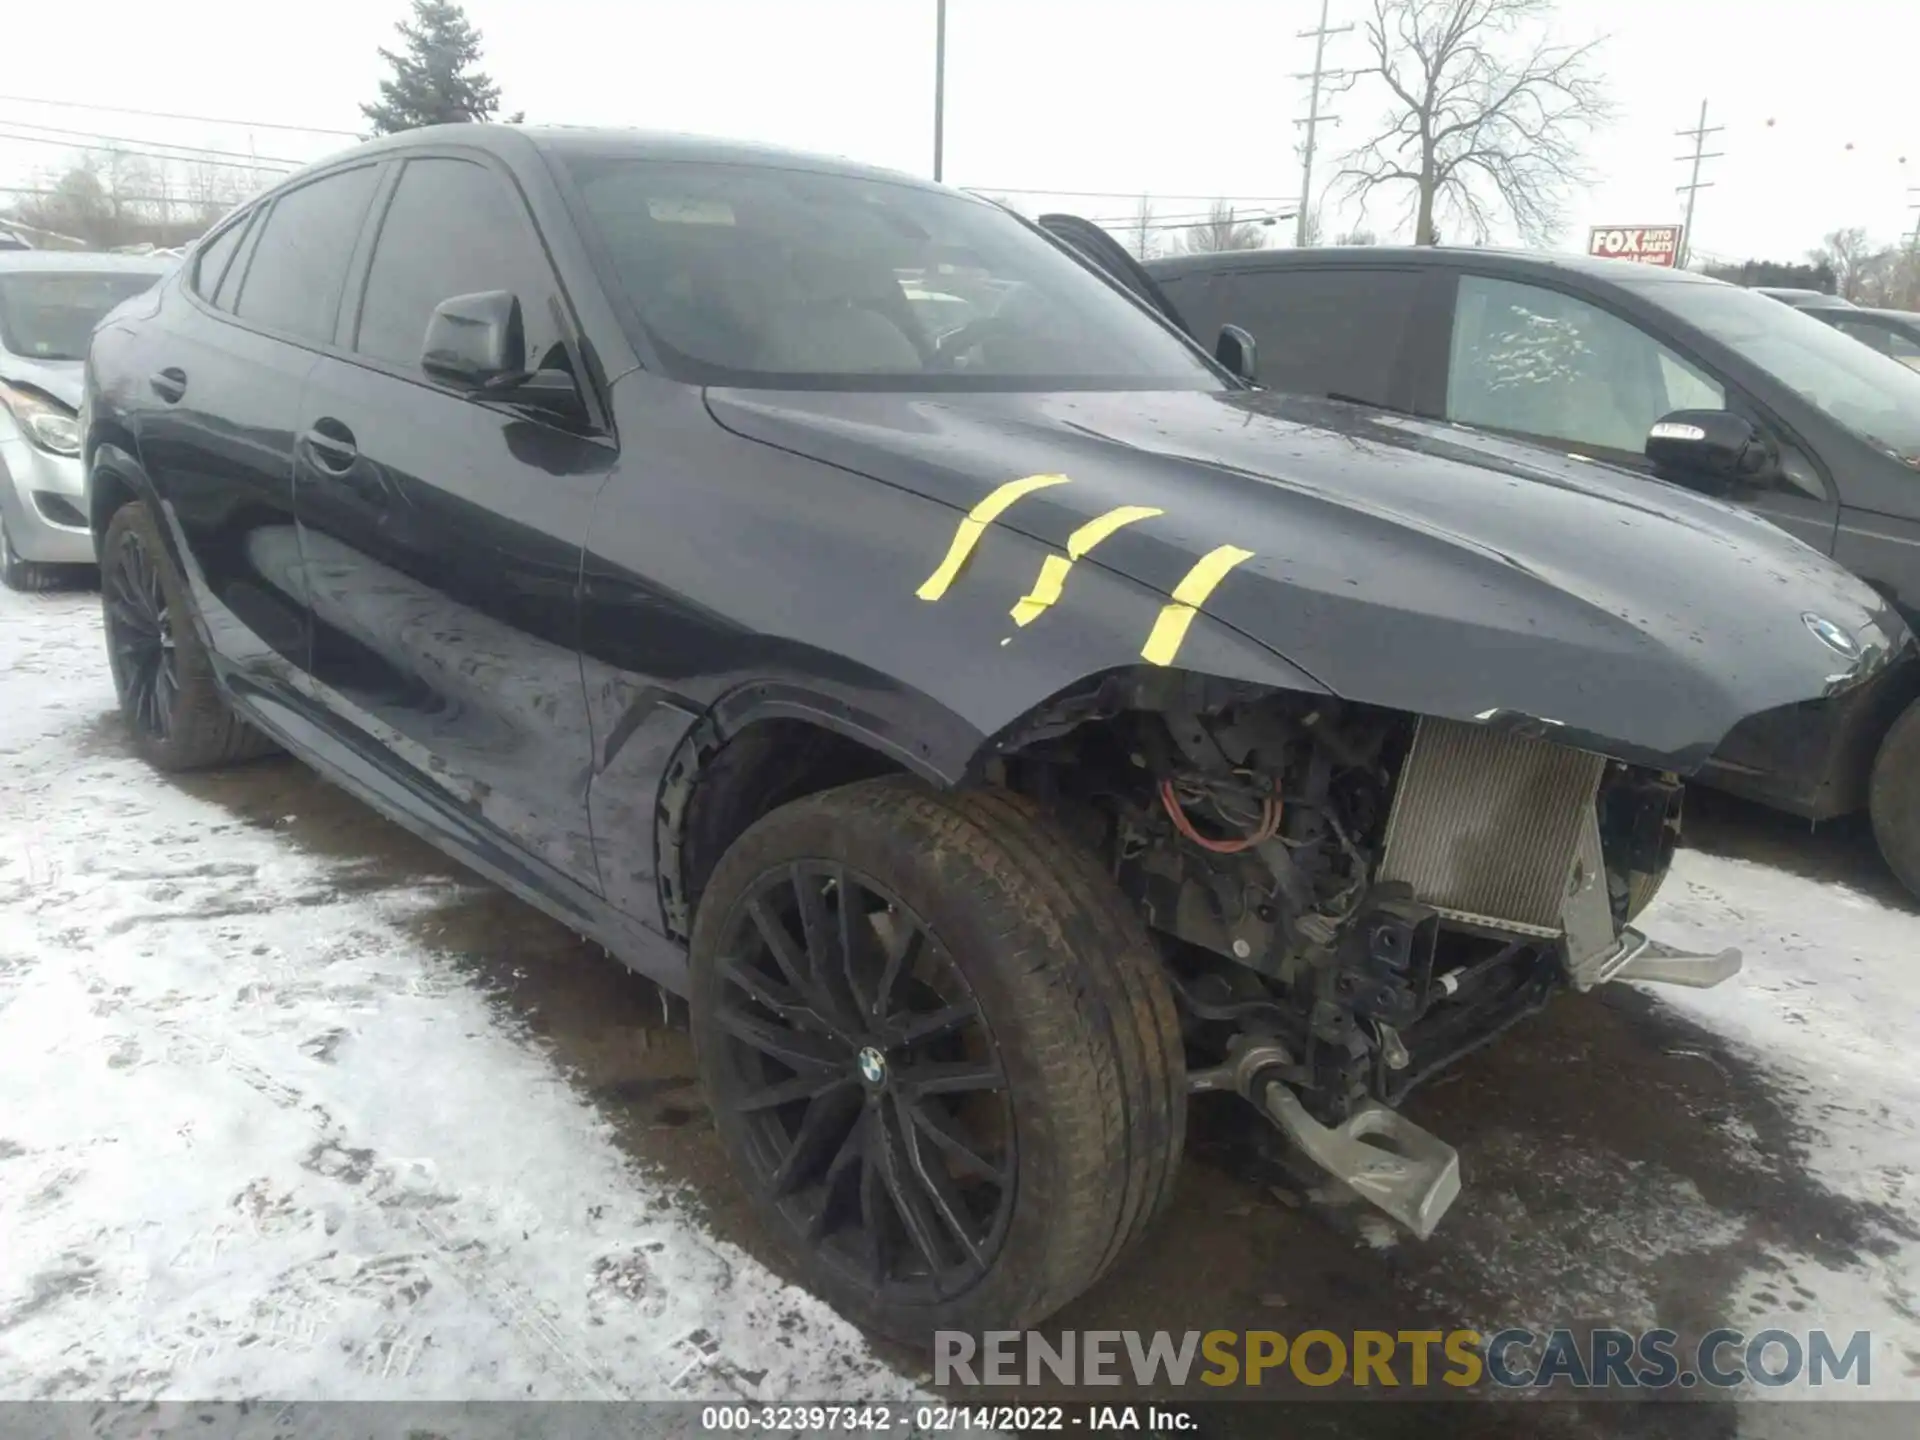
<box><xmin>1009</xmin><ymin>504</ymin><xmax>1164</xmax><ymax>627</ymax></box>
<box><xmin>916</xmin><ymin>473</ymin><xmax>1072</xmax><ymax>602</ymax></box>
<box><xmin>1140</xmin><ymin>544</ymin><xmax>1256</xmax><ymax>666</ymax></box>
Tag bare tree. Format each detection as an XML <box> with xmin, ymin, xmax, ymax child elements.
<box><xmin>1813</xmin><ymin>227</ymin><xmax>1877</xmax><ymax>302</ymax></box>
<box><xmin>1180</xmin><ymin>201</ymin><xmax>1267</xmax><ymax>254</ymax></box>
<box><xmin>1337</xmin><ymin>0</ymin><xmax>1609</xmax><ymax>246</ymax></box>
<box><xmin>1336</xmin><ymin>226</ymin><xmax>1381</xmax><ymax>245</ymax></box>
<box><xmin>5</xmin><ymin>149</ymin><xmax>240</xmax><ymax>250</ymax></box>
<box><xmin>1295</xmin><ymin>209</ymin><xmax>1325</xmax><ymax>248</ymax></box>
<box><xmin>1886</xmin><ymin>248</ymin><xmax>1920</xmax><ymax>311</ymax></box>
<box><xmin>182</xmin><ymin>160</ymin><xmax>255</xmax><ymax>227</ymax></box>
<box><xmin>1130</xmin><ymin>195</ymin><xmax>1157</xmax><ymax>260</ymax></box>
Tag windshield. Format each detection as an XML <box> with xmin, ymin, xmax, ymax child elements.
<box><xmin>1642</xmin><ymin>280</ymin><xmax>1920</xmax><ymax>467</ymax></box>
<box><xmin>562</xmin><ymin>156</ymin><xmax>1220</xmax><ymax>391</ymax></box>
<box><xmin>0</xmin><ymin>271</ymin><xmax>159</xmax><ymax>362</ymax></box>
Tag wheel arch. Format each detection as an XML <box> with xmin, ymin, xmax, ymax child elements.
<box><xmin>655</xmin><ymin>647</ymin><xmax>1330</xmax><ymax>941</ymax></box>
<box><xmin>87</xmin><ymin>439</ymin><xmax>154</xmax><ymax>562</ymax></box>
<box><xmin>655</xmin><ymin>680</ymin><xmax>967</xmax><ymax>940</ymax></box>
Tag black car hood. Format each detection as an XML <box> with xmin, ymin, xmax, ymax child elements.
<box><xmin>707</xmin><ymin>385</ymin><xmax>1911</xmax><ymax>771</ymax></box>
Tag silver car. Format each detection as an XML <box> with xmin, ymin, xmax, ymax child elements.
<box><xmin>1</xmin><ymin>251</ymin><xmax>171</xmax><ymax>589</ymax></box>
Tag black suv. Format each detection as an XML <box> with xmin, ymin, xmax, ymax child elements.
<box><xmin>79</xmin><ymin>127</ymin><xmax>1909</xmax><ymax>1340</ymax></box>
<box><xmin>1124</xmin><ymin>243</ymin><xmax>1920</xmax><ymax>897</ymax></box>
<box><xmin>1808</xmin><ymin>305</ymin><xmax>1920</xmax><ymax>373</ymax></box>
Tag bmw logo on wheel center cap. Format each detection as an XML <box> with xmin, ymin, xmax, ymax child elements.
<box><xmin>857</xmin><ymin>1047</ymin><xmax>888</xmax><ymax>1086</ymax></box>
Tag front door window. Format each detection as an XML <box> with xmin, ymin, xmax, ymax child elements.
<box><xmin>1446</xmin><ymin>275</ymin><xmax>1725</xmax><ymax>454</ymax></box>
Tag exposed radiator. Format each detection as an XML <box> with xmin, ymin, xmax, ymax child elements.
<box><xmin>1377</xmin><ymin>718</ymin><xmax>1607</xmax><ymax>935</ymax></box>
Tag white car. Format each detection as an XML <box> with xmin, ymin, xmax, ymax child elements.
<box><xmin>0</xmin><ymin>251</ymin><xmax>171</xmax><ymax>589</ymax></box>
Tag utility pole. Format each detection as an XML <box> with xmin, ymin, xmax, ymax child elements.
<box><xmin>1292</xmin><ymin>0</ymin><xmax>1351</xmax><ymax>248</ymax></box>
<box><xmin>1673</xmin><ymin>99</ymin><xmax>1724</xmax><ymax>269</ymax></box>
<box><xmin>932</xmin><ymin>0</ymin><xmax>947</xmax><ymax>183</ymax></box>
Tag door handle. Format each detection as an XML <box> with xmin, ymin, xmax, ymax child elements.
<box><xmin>150</xmin><ymin>368</ymin><xmax>187</xmax><ymax>404</ymax></box>
<box><xmin>300</xmin><ymin>418</ymin><xmax>359</xmax><ymax>473</ymax></box>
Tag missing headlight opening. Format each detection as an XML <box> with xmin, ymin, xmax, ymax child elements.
<box><xmin>986</xmin><ymin>672</ymin><xmax>1725</xmax><ymax>1238</ymax></box>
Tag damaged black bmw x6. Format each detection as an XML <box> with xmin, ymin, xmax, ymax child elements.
<box><xmin>80</xmin><ymin>125</ymin><xmax>1914</xmax><ymax>1342</ymax></box>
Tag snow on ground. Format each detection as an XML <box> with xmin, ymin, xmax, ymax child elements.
<box><xmin>1637</xmin><ymin>859</ymin><xmax>1920</xmax><ymax>1393</ymax></box>
<box><xmin>0</xmin><ymin>587</ymin><xmax>914</xmax><ymax>1401</ymax></box>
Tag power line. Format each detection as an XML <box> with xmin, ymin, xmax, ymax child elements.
<box><xmin>0</xmin><ymin>128</ymin><xmax>292</xmax><ymax>176</ymax></box>
<box><xmin>1075</xmin><ymin>211</ymin><xmax>1295</xmax><ymax>233</ymax></box>
<box><xmin>1080</xmin><ymin>203</ymin><xmax>1282</xmax><ymax>220</ymax></box>
<box><xmin>0</xmin><ymin>119</ymin><xmax>305</xmax><ymax>167</ymax></box>
<box><xmin>0</xmin><ymin>92</ymin><xmax>357</xmax><ymax>138</ymax></box>
<box><xmin>1293</xmin><ymin>0</ymin><xmax>1352</xmax><ymax>247</ymax></box>
<box><xmin>1081</xmin><ymin>208</ymin><xmax>1294</xmax><ymax>227</ymax></box>
<box><xmin>0</xmin><ymin>183</ymin><xmax>201</xmax><ymax>204</ymax></box>
<box><xmin>1674</xmin><ymin>98</ymin><xmax>1724</xmax><ymax>269</ymax></box>
<box><xmin>969</xmin><ymin>186</ymin><xmax>1301</xmax><ymax>202</ymax></box>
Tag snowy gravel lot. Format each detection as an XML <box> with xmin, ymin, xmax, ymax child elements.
<box><xmin>5</xmin><ymin>578</ymin><xmax>1920</xmax><ymax>1420</ymax></box>
<box><xmin>0</xmin><ymin>585</ymin><xmax>914</xmax><ymax>1403</ymax></box>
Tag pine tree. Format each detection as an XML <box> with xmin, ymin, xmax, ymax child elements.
<box><xmin>360</xmin><ymin>0</ymin><xmax>519</xmax><ymax>136</ymax></box>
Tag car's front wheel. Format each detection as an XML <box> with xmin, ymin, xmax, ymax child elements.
<box><xmin>100</xmin><ymin>501</ymin><xmax>276</xmax><ymax>771</ymax></box>
<box><xmin>1870</xmin><ymin>697</ymin><xmax>1920</xmax><ymax>902</ymax></box>
<box><xmin>690</xmin><ymin>778</ymin><xmax>1186</xmax><ymax>1344</ymax></box>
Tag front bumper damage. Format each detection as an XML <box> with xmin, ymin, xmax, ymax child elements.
<box><xmin>1195</xmin><ymin>717</ymin><xmax>1746</xmax><ymax>1242</ymax></box>
<box><xmin>1190</xmin><ymin>923</ymin><xmax>1741</xmax><ymax>1243</ymax></box>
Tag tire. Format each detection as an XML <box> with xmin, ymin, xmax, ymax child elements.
<box><xmin>690</xmin><ymin>776</ymin><xmax>1186</xmax><ymax>1344</ymax></box>
<box><xmin>1625</xmin><ymin>867</ymin><xmax>1667</xmax><ymax>922</ymax></box>
<box><xmin>1870</xmin><ymin>699</ymin><xmax>1920</xmax><ymax>903</ymax></box>
<box><xmin>100</xmin><ymin>501</ymin><xmax>277</xmax><ymax>771</ymax></box>
<box><xmin>1</xmin><ymin>509</ymin><xmax>62</xmax><ymax>592</ymax></box>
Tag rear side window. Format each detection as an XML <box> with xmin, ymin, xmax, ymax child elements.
<box><xmin>355</xmin><ymin>157</ymin><xmax>560</xmax><ymax>372</ymax></box>
<box><xmin>190</xmin><ymin>217</ymin><xmax>248</xmax><ymax>302</ymax></box>
<box><xmin>214</xmin><ymin>216</ymin><xmax>262</xmax><ymax>312</ymax></box>
<box><xmin>234</xmin><ymin>165</ymin><xmax>381</xmax><ymax>344</ymax></box>
<box><xmin>1158</xmin><ymin>267</ymin><xmax>1422</xmax><ymax>402</ymax></box>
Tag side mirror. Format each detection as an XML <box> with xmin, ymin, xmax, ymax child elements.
<box><xmin>1215</xmin><ymin>324</ymin><xmax>1258</xmax><ymax>384</ymax></box>
<box><xmin>492</xmin><ymin>366</ymin><xmax>591</xmax><ymax>426</ymax></box>
<box><xmin>422</xmin><ymin>290</ymin><xmax>526</xmax><ymax>388</ymax></box>
<box><xmin>1645</xmin><ymin>409</ymin><xmax>1778</xmax><ymax>492</ymax></box>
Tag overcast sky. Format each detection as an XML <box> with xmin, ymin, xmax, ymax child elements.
<box><xmin>5</xmin><ymin>0</ymin><xmax>1916</xmax><ymax>261</ymax></box>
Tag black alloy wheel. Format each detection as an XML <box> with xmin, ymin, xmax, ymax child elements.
<box><xmin>98</xmin><ymin>501</ymin><xmax>277</xmax><ymax>771</ymax></box>
<box><xmin>691</xmin><ymin>779</ymin><xmax>1187</xmax><ymax>1342</ymax></box>
<box><xmin>708</xmin><ymin>861</ymin><xmax>1016</xmax><ymax>1303</ymax></box>
<box><xmin>104</xmin><ymin>524</ymin><xmax>178</xmax><ymax>740</ymax></box>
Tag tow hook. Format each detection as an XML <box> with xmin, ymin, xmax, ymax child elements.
<box><xmin>1190</xmin><ymin>1037</ymin><xmax>1461</xmax><ymax>1240</ymax></box>
<box><xmin>1569</xmin><ymin>926</ymin><xmax>1744</xmax><ymax>992</ymax></box>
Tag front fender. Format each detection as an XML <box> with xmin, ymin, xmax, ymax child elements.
<box><xmin>584</xmin><ymin>375</ymin><xmax>1332</xmax><ymax>940</ymax></box>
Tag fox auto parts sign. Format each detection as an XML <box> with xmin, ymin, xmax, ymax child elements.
<box><xmin>1588</xmin><ymin>225</ymin><xmax>1684</xmax><ymax>266</ymax></box>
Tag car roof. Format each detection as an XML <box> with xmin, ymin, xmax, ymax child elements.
<box><xmin>1142</xmin><ymin>244</ymin><xmax>1726</xmax><ymax>290</ymax></box>
<box><xmin>1755</xmin><ymin>287</ymin><xmax>1851</xmax><ymax>307</ymax></box>
<box><xmin>295</xmin><ymin>122</ymin><xmax>946</xmax><ymax>194</ymax></box>
<box><xmin>1844</xmin><ymin>306</ymin><xmax>1920</xmax><ymax>325</ymax></box>
<box><xmin>0</xmin><ymin>249</ymin><xmax>174</xmax><ymax>275</ymax></box>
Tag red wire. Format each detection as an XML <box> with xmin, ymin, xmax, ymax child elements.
<box><xmin>1159</xmin><ymin>779</ymin><xmax>1281</xmax><ymax>854</ymax></box>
